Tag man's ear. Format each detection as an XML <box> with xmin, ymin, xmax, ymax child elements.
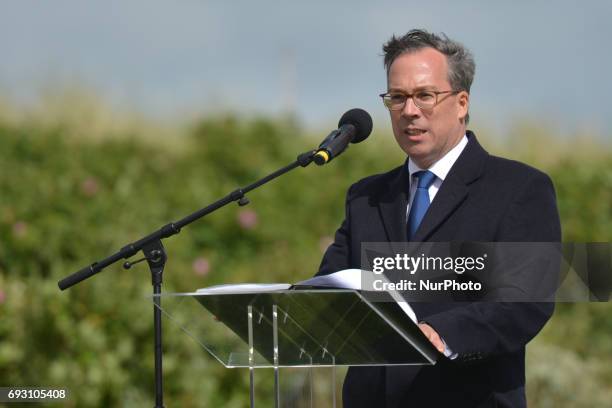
<box><xmin>457</xmin><ymin>91</ymin><xmax>469</xmax><ymax>122</ymax></box>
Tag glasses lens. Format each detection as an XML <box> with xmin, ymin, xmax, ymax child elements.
<box><xmin>414</xmin><ymin>91</ymin><xmax>436</xmax><ymax>109</ymax></box>
<box><xmin>383</xmin><ymin>93</ymin><xmax>406</xmax><ymax>110</ymax></box>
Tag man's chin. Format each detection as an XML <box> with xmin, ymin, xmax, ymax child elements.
<box><xmin>403</xmin><ymin>144</ymin><xmax>427</xmax><ymax>158</ymax></box>
<box><xmin>405</xmin><ymin>149</ymin><xmax>434</xmax><ymax>169</ymax></box>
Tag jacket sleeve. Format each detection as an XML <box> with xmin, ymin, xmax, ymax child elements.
<box><xmin>423</xmin><ymin>171</ymin><xmax>561</xmax><ymax>360</ymax></box>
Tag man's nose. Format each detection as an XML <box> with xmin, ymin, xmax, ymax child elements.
<box><xmin>401</xmin><ymin>96</ymin><xmax>421</xmax><ymax>118</ymax></box>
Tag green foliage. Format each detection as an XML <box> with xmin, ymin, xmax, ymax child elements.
<box><xmin>0</xmin><ymin>105</ymin><xmax>610</xmax><ymax>406</ymax></box>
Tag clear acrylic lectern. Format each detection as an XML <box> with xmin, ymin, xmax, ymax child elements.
<box><xmin>153</xmin><ymin>289</ymin><xmax>438</xmax><ymax>407</ymax></box>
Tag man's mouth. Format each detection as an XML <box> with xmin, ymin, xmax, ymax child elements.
<box><xmin>404</xmin><ymin>128</ymin><xmax>426</xmax><ymax>136</ymax></box>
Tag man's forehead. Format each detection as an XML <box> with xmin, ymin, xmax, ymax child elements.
<box><xmin>387</xmin><ymin>48</ymin><xmax>448</xmax><ymax>88</ymax></box>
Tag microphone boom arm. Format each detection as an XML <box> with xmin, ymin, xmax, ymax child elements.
<box><xmin>57</xmin><ymin>149</ymin><xmax>317</xmax><ymax>290</ymax></box>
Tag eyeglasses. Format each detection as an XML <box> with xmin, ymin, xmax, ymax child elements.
<box><xmin>379</xmin><ymin>90</ymin><xmax>458</xmax><ymax>111</ymax></box>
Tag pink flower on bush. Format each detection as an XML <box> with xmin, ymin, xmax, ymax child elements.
<box><xmin>81</xmin><ymin>177</ymin><xmax>99</xmax><ymax>197</ymax></box>
<box><xmin>0</xmin><ymin>289</ymin><xmax>5</xmax><ymax>304</ymax></box>
<box><xmin>237</xmin><ymin>209</ymin><xmax>258</xmax><ymax>230</ymax></box>
<box><xmin>192</xmin><ymin>257</ymin><xmax>210</xmax><ymax>276</ymax></box>
<box><xmin>319</xmin><ymin>236</ymin><xmax>334</xmax><ymax>253</ymax></box>
<box><xmin>12</xmin><ymin>221</ymin><xmax>27</xmax><ymax>238</ymax></box>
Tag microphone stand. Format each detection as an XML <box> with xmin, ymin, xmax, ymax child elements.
<box><xmin>58</xmin><ymin>149</ymin><xmax>317</xmax><ymax>408</ymax></box>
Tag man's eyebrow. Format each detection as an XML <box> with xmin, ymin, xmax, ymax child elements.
<box><xmin>387</xmin><ymin>85</ymin><xmax>438</xmax><ymax>92</ymax></box>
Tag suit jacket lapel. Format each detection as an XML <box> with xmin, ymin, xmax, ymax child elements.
<box><xmin>378</xmin><ymin>164</ymin><xmax>410</xmax><ymax>242</ymax></box>
<box><xmin>412</xmin><ymin>131</ymin><xmax>488</xmax><ymax>241</ymax></box>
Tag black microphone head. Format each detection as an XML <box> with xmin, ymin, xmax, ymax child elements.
<box><xmin>338</xmin><ymin>108</ymin><xmax>373</xmax><ymax>144</ymax></box>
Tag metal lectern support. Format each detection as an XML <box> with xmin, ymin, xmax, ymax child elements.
<box><xmin>248</xmin><ymin>305</ymin><xmax>255</xmax><ymax>408</ymax></box>
<box><xmin>331</xmin><ymin>359</ymin><xmax>336</xmax><ymax>408</ymax></box>
<box><xmin>272</xmin><ymin>305</ymin><xmax>280</xmax><ymax>408</ymax></box>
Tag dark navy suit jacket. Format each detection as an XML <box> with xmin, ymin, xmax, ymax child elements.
<box><xmin>318</xmin><ymin>132</ymin><xmax>561</xmax><ymax>407</ymax></box>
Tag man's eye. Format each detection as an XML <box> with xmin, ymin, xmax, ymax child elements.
<box><xmin>390</xmin><ymin>94</ymin><xmax>405</xmax><ymax>102</ymax></box>
<box><xmin>416</xmin><ymin>92</ymin><xmax>435</xmax><ymax>101</ymax></box>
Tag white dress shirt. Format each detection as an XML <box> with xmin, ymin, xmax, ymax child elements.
<box><xmin>406</xmin><ymin>134</ymin><xmax>469</xmax><ymax>218</ymax></box>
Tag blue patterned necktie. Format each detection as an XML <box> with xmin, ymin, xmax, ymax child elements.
<box><xmin>407</xmin><ymin>170</ymin><xmax>437</xmax><ymax>240</ymax></box>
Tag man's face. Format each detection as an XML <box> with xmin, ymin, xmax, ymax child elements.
<box><xmin>387</xmin><ymin>47</ymin><xmax>469</xmax><ymax>169</ymax></box>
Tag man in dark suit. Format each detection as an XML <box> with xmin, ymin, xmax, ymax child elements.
<box><xmin>318</xmin><ymin>30</ymin><xmax>561</xmax><ymax>407</ymax></box>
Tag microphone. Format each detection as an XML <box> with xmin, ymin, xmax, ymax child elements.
<box><xmin>314</xmin><ymin>108</ymin><xmax>373</xmax><ymax>165</ymax></box>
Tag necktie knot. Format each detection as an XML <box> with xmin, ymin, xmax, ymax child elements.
<box><xmin>414</xmin><ymin>170</ymin><xmax>436</xmax><ymax>189</ymax></box>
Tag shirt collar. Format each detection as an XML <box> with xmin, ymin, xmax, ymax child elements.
<box><xmin>407</xmin><ymin>134</ymin><xmax>469</xmax><ymax>182</ymax></box>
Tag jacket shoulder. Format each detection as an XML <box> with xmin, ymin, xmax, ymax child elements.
<box><xmin>485</xmin><ymin>154</ymin><xmax>553</xmax><ymax>185</ymax></box>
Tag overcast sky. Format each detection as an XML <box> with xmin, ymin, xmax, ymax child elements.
<box><xmin>1</xmin><ymin>1</ymin><xmax>611</xmax><ymax>137</ymax></box>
